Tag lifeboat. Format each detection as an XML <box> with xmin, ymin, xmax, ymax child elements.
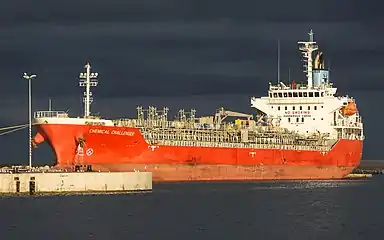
<box><xmin>340</xmin><ymin>99</ymin><xmax>358</xmax><ymax>116</ymax></box>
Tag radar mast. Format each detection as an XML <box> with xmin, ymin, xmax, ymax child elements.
<box><xmin>298</xmin><ymin>29</ymin><xmax>319</xmax><ymax>89</ymax></box>
<box><xmin>79</xmin><ymin>62</ymin><xmax>99</xmax><ymax>118</ymax></box>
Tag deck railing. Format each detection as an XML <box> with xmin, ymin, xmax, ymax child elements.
<box><xmin>33</xmin><ymin>111</ymin><xmax>68</xmax><ymax>119</ymax></box>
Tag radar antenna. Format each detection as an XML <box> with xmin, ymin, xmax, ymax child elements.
<box><xmin>298</xmin><ymin>29</ymin><xmax>318</xmax><ymax>89</ymax></box>
<box><xmin>79</xmin><ymin>62</ymin><xmax>99</xmax><ymax>118</ymax></box>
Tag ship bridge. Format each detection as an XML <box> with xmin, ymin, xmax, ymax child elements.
<box><xmin>250</xmin><ymin>29</ymin><xmax>363</xmax><ymax>140</ymax></box>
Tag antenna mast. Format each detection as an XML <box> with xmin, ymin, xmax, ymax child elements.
<box><xmin>79</xmin><ymin>62</ymin><xmax>99</xmax><ymax>118</ymax></box>
<box><xmin>298</xmin><ymin>29</ymin><xmax>318</xmax><ymax>89</ymax></box>
<box><xmin>328</xmin><ymin>59</ymin><xmax>331</xmax><ymax>83</ymax></box>
<box><xmin>277</xmin><ymin>39</ymin><xmax>280</xmax><ymax>84</ymax></box>
<box><xmin>288</xmin><ymin>68</ymin><xmax>291</xmax><ymax>82</ymax></box>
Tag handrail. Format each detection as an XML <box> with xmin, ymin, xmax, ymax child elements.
<box><xmin>34</xmin><ymin>111</ymin><xmax>68</xmax><ymax>119</ymax></box>
<box><xmin>333</xmin><ymin>119</ymin><xmax>363</xmax><ymax>128</ymax></box>
<box><xmin>268</xmin><ymin>98</ymin><xmax>324</xmax><ymax>104</ymax></box>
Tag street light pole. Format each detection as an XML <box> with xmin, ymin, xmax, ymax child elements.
<box><xmin>23</xmin><ymin>73</ymin><xmax>37</xmax><ymax>169</ymax></box>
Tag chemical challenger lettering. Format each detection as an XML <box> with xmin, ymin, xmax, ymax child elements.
<box><xmin>89</xmin><ymin>129</ymin><xmax>135</xmax><ymax>136</ymax></box>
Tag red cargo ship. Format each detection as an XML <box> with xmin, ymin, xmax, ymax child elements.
<box><xmin>32</xmin><ymin>30</ymin><xmax>364</xmax><ymax>181</ymax></box>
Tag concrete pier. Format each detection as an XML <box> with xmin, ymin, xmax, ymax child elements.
<box><xmin>0</xmin><ymin>166</ymin><xmax>152</xmax><ymax>195</ymax></box>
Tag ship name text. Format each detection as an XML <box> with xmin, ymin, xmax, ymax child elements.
<box><xmin>89</xmin><ymin>129</ymin><xmax>135</xmax><ymax>136</ymax></box>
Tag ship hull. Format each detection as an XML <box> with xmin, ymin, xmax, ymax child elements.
<box><xmin>64</xmin><ymin>164</ymin><xmax>356</xmax><ymax>182</ymax></box>
<box><xmin>33</xmin><ymin>123</ymin><xmax>363</xmax><ymax>182</ymax></box>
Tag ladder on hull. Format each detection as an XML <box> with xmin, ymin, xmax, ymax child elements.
<box><xmin>72</xmin><ymin>141</ymin><xmax>93</xmax><ymax>172</ymax></box>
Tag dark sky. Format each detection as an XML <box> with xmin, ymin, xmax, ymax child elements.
<box><xmin>0</xmin><ymin>0</ymin><xmax>381</xmax><ymax>165</ymax></box>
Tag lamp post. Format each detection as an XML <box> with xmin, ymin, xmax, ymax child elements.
<box><xmin>23</xmin><ymin>73</ymin><xmax>37</xmax><ymax>169</ymax></box>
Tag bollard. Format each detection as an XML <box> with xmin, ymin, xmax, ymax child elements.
<box><xmin>14</xmin><ymin>177</ymin><xmax>20</xmax><ymax>193</ymax></box>
<box><xmin>29</xmin><ymin>177</ymin><xmax>36</xmax><ymax>195</ymax></box>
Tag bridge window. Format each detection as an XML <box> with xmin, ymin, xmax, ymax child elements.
<box><xmin>296</xmin><ymin>118</ymin><xmax>299</xmax><ymax>122</ymax></box>
<box><xmin>269</xmin><ymin>93</ymin><xmax>272</xmax><ymax>98</ymax></box>
<box><xmin>273</xmin><ymin>93</ymin><xmax>277</xmax><ymax>98</ymax></box>
<box><xmin>285</xmin><ymin>106</ymin><xmax>287</xmax><ymax>110</ymax></box>
<box><xmin>309</xmin><ymin>92</ymin><xmax>313</xmax><ymax>97</ymax></box>
<box><xmin>299</xmin><ymin>92</ymin><xmax>303</xmax><ymax>97</ymax></box>
<box><xmin>314</xmin><ymin>106</ymin><xmax>317</xmax><ymax>110</ymax></box>
<box><xmin>278</xmin><ymin>106</ymin><xmax>281</xmax><ymax>110</ymax></box>
<box><xmin>299</xmin><ymin>106</ymin><xmax>302</xmax><ymax>110</ymax></box>
<box><xmin>278</xmin><ymin>93</ymin><xmax>282</xmax><ymax>97</ymax></box>
<box><xmin>293</xmin><ymin>92</ymin><xmax>298</xmax><ymax>97</ymax></box>
<box><xmin>288</xmin><ymin>92</ymin><xmax>292</xmax><ymax>97</ymax></box>
<box><xmin>315</xmin><ymin>92</ymin><xmax>319</xmax><ymax>97</ymax></box>
<box><xmin>293</xmin><ymin>106</ymin><xmax>295</xmax><ymax>110</ymax></box>
<box><xmin>321</xmin><ymin>92</ymin><xmax>324</xmax><ymax>97</ymax></box>
<box><xmin>308</xmin><ymin>106</ymin><xmax>311</xmax><ymax>110</ymax></box>
<box><xmin>303</xmin><ymin>92</ymin><xmax>308</xmax><ymax>97</ymax></box>
<box><xmin>301</xmin><ymin>118</ymin><xmax>304</xmax><ymax>122</ymax></box>
<box><xmin>284</xmin><ymin>92</ymin><xmax>288</xmax><ymax>97</ymax></box>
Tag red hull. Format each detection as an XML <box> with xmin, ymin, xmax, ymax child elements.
<box><xmin>33</xmin><ymin>124</ymin><xmax>363</xmax><ymax>182</ymax></box>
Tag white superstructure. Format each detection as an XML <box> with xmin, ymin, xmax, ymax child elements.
<box><xmin>251</xmin><ymin>30</ymin><xmax>364</xmax><ymax>140</ymax></box>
